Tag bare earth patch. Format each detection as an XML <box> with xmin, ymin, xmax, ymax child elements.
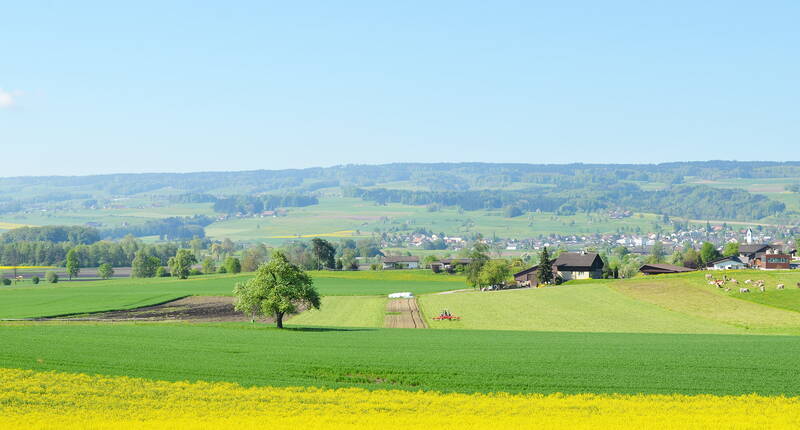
<box><xmin>49</xmin><ymin>297</ymin><xmax>304</xmax><ymax>323</ymax></box>
<box><xmin>384</xmin><ymin>298</ymin><xmax>427</xmax><ymax>328</ymax></box>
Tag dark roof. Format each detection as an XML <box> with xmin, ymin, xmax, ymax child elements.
<box><xmin>513</xmin><ymin>266</ymin><xmax>539</xmax><ymax>277</ymax></box>
<box><xmin>437</xmin><ymin>258</ymin><xmax>472</xmax><ymax>264</ymax></box>
<box><xmin>383</xmin><ymin>256</ymin><xmax>419</xmax><ymax>263</ymax></box>
<box><xmin>639</xmin><ymin>263</ymin><xmax>695</xmax><ymax>274</ymax></box>
<box><xmin>553</xmin><ymin>252</ymin><xmax>603</xmax><ymax>271</ymax></box>
<box><xmin>738</xmin><ymin>244</ymin><xmax>773</xmax><ymax>255</ymax></box>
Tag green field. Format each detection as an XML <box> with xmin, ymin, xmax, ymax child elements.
<box><xmin>288</xmin><ymin>296</ymin><xmax>386</xmax><ymax>327</ymax></box>
<box><xmin>5</xmin><ymin>269</ymin><xmax>800</xmax><ymax>397</ymax></box>
<box><xmin>2</xmin><ymin>323</ymin><xmax>800</xmax><ymax>395</ymax></box>
<box><xmin>420</xmin><ymin>282</ymin><xmax>747</xmax><ymax>334</ymax></box>
<box><xmin>0</xmin><ymin>270</ymin><xmax>463</xmax><ymax>319</ymax></box>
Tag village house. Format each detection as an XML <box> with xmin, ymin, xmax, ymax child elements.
<box><xmin>752</xmin><ymin>249</ymin><xmax>791</xmax><ymax>270</ymax></box>
<box><xmin>707</xmin><ymin>256</ymin><xmax>747</xmax><ymax>270</ymax></box>
<box><xmin>382</xmin><ymin>256</ymin><xmax>420</xmax><ymax>270</ymax></box>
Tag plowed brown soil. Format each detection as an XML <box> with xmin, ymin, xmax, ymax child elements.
<box><xmin>46</xmin><ymin>296</ymin><xmax>303</xmax><ymax>323</ymax></box>
<box><xmin>384</xmin><ymin>298</ymin><xmax>426</xmax><ymax>328</ymax></box>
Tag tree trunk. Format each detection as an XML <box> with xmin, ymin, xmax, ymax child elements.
<box><xmin>276</xmin><ymin>312</ymin><xmax>284</xmax><ymax>329</ymax></box>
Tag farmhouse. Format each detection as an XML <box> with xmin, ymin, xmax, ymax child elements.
<box><xmin>639</xmin><ymin>263</ymin><xmax>695</xmax><ymax>275</ymax></box>
<box><xmin>514</xmin><ymin>251</ymin><xmax>605</xmax><ymax>286</ymax></box>
<box><xmin>707</xmin><ymin>256</ymin><xmax>747</xmax><ymax>270</ymax></box>
<box><xmin>552</xmin><ymin>251</ymin><xmax>605</xmax><ymax>281</ymax></box>
<box><xmin>382</xmin><ymin>256</ymin><xmax>420</xmax><ymax>270</ymax></box>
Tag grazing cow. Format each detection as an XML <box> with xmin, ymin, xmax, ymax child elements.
<box><xmin>730</xmin><ymin>279</ymin><xmax>739</xmax><ymax>285</ymax></box>
<box><xmin>744</xmin><ymin>279</ymin><xmax>752</xmax><ymax>284</ymax></box>
<box><xmin>739</xmin><ymin>288</ymin><xmax>750</xmax><ymax>293</ymax></box>
<box><xmin>705</xmin><ymin>274</ymin><xmax>713</xmax><ymax>280</ymax></box>
<box><xmin>777</xmin><ymin>284</ymin><xmax>785</xmax><ymax>290</ymax></box>
<box><xmin>708</xmin><ymin>281</ymin><xmax>716</xmax><ymax>286</ymax></box>
<box><xmin>759</xmin><ymin>286</ymin><xmax>766</xmax><ymax>292</ymax></box>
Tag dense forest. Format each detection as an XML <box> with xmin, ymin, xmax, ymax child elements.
<box><xmin>345</xmin><ymin>184</ymin><xmax>786</xmax><ymax>221</ymax></box>
<box><xmin>3</xmin><ymin>161</ymin><xmax>800</xmax><ymax>197</ymax></box>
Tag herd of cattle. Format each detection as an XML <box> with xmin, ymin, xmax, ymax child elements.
<box><xmin>705</xmin><ymin>273</ymin><xmax>798</xmax><ymax>293</ymax></box>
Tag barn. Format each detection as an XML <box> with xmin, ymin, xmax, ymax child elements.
<box><xmin>639</xmin><ymin>263</ymin><xmax>695</xmax><ymax>275</ymax></box>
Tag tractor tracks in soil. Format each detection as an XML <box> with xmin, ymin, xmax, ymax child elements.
<box><xmin>384</xmin><ymin>298</ymin><xmax>427</xmax><ymax>329</ymax></box>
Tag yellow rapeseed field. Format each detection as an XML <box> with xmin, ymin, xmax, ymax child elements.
<box><xmin>2</xmin><ymin>367</ymin><xmax>799</xmax><ymax>429</ymax></box>
<box><xmin>268</xmin><ymin>230</ymin><xmax>361</xmax><ymax>239</ymax></box>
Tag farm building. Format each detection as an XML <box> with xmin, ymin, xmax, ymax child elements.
<box><xmin>382</xmin><ymin>256</ymin><xmax>420</xmax><ymax>270</ymax></box>
<box><xmin>514</xmin><ymin>251</ymin><xmax>605</xmax><ymax>286</ymax></box>
<box><xmin>752</xmin><ymin>250</ymin><xmax>791</xmax><ymax>270</ymax></box>
<box><xmin>430</xmin><ymin>258</ymin><xmax>472</xmax><ymax>273</ymax></box>
<box><xmin>639</xmin><ymin>263</ymin><xmax>695</xmax><ymax>275</ymax></box>
<box><xmin>513</xmin><ymin>266</ymin><xmax>540</xmax><ymax>287</ymax></box>
<box><xmin>552</xmin><ymin>251</ymin><xmax>605</xmax><ymax>281</ymax></box>
<box><xmin>738</xmin><ymin>244</ymin><xmax>777</xmax><ymax>261</ymax></box>
<box><xmin>707</xmin><ymin>256</ymin><xmax>747</xmax><ymax>270</ymax></box>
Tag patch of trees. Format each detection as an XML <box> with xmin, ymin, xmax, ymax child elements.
<box><xmin>0</xmin><ymin>226</ymin><xmax>100</xmax><ymax>245</ymax></box>
<box><xmin>212</xmin><ymin>194</ymin><xmax>318</xmax><ymax>214</ymax></box>
<box><xmin>102</xmin><ymin>216</ymin><xmax>213</xmax><ymax>240</ymax></box>
<box><xmin>0</xmin><ymin>236</ymin><xmax>177</xmax><ymax>267</ymax></box>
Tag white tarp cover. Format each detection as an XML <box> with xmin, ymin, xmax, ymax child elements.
<box><xmin>388</xmin><ymin>292</ymin><xmax>414</xmax><ymax>299</ymax></box>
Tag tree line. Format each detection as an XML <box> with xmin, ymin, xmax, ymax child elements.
<box><xmin>345</xmin><ymin>183</ymin><xmax>786</xmax><ymax>221</ymax></box>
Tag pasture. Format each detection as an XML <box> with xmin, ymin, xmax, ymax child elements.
<box><xmin>420</xmin><ymin>282</ymin><xmax>747</xmax><ymax>334</ymax></box>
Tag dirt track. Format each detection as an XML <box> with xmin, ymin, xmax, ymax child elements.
<box><xmin>384</xmin><ymin>298</ymin><xmax>427</xmax><ymax>328</ymax></box>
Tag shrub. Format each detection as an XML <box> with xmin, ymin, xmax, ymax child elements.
<box><xmin>31</xmin><ymin>276</ymin><xmax>40</xmax><ymax>285</ymax></box>
<box><xmin>217</xmin><ymin>266</ymin><xmax>227</xmax><ymax>274</ymax></box>
<box><xmin>1</xmin><ymin>278</ymin><xmax>10</xmax><ymax>286</ymax></box>
<box><xmin>45</xmin><ymin>271</ymin><xmax>59</xmax><ymax>284</ymax></box>
<box><xmin>156</xmin><ymin>267</ymin><xmax>169</xmax><ymax>278</ymax></box>
<box><xmin>190</xmin><ymin>268</ymin><xmax>202</xmax><ymax>276</ymax></box>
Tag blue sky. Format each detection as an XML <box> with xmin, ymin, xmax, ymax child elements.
<box><xmin>1</xmin><ymin>1</ymin><xmax>798</xmax><ymax>176</ymax></box>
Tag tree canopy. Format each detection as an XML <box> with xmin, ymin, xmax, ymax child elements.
<box><xmin>233</xmin><ymin>251</ymin><xmax>321</xmax><ymax>328</ymax></box>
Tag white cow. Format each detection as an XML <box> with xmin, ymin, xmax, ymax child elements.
<box><xmin>739</xmin><ymin>288</ymin><xmax>750</xmax><ymax>293</ymax></box>
<box><xmin>777</xmin><ymin>284</ymin><xmax>785</xmax><ymax>290</ymax></box>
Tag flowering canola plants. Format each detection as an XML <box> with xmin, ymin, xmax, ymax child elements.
<box><xmin>2</xmin><ymin>367</ymin><xmax>800</xmax><ymax>429</ymax></box>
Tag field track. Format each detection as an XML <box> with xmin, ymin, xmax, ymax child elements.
<box><xmin>385</xmin><ymin>298</ymin><xmax>427</xmax><ymax>328</ymax></box>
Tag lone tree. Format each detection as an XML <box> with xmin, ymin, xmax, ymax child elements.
<box><xmin>132</xmin><ymin>250</ymin><xmax>161</xmax><ymax>278</ymax></box>
<box><xmin>224</xmin><ymin>256</ymin><xmax>242</xmax><ymax>274</ymax></box>
<box><xmin>98</xmin><ymin>263</ymin><xmax>114</xmax><ymax>280</ymax></box>
<box><xmin>233</xmin><ymin>251</ymin><xmax>321</xmax><ymax>328</ymax></box>
<box><xmin>700</xmin><ymin>242</ymin><xmax>720</xmax><ymax>266</ymax></box>
<box><xmin>65</xmin><ymin>248</ymin><xmax>80</xmax><ymax>280</ymax></box>
<box><xmin>537</xmin><ymin>247</ymin><xmax>554</xmax><ymax>285</ymax></box>
<box><xmin>168</xmin><ymin>249</ymin><xmax>198</xmax><ymax>280</ymax></box>
<box><xmin>464</xmin><ymin>243</ymin><xmax>490</xmax><ymax>288</ymax></box>
<box><xmin>311</xmin><ymin>238</ymin><xmax>336</xmax><ymax>270</ymax></box>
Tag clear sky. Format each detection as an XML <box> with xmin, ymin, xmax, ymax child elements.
<box><xmin>2</xmin><ymin>1</ymin><xmax>798</xmax><ymax>176</ymax></box>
